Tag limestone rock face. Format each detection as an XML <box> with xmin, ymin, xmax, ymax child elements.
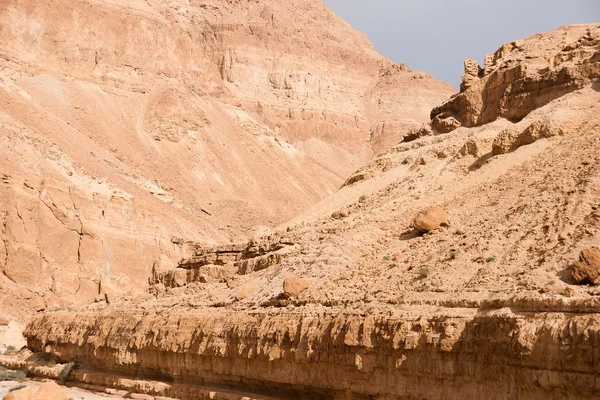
<box><xmin>432</xmin><ymin>25</ymin><xmax>600</xmax><ymax>128</ymax></box>
<box><xmin>572</xmin><ymin>248</ymin><xmax>600</xmax><ymax>285</ymax></box>
<box><xmin>0</xmin><ymin>0</ymin><xmax>453</xmax><ymax>318</ymax></box>
<box><xmin>21</xmin><ymin>309</ymin><xmax>600</xmax><ymax>400</ymax></box>
<box><xmin>413</xmin><ymin>206</ymin><xmax>450</xmax><ymax>232</ymax></box>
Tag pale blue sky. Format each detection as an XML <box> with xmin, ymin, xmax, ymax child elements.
<box><xmin>322</xmin><ymin>0</ymin><xmax>600</xmax><ymax>88</ymax></box>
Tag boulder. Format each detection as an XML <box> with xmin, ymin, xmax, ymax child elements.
<box><xmin>572</xmin><ymin>248</ymin><xmax>600</xmax><ymax>285</ymax></box>
<box><xmin>3</xmin><ymin>386</ymin><xmax>37</xmax><ymax>400</ymax></box>
<box><xmin>4</xmin><ymin>382</ymin><xmax>69</xmax><ymax>400</ymax></box>
<box><xmin>235</xmin><ymin>287</ymin><xmax>252</xmax><ymax>301</ymax></box>
<box><xmin>459</xmin><ymin>138</ymin><xmax>493</xmax><ymax>158</ymax></box>
<box><xmin>283</xmin><ymin>277</ymin><xmax>309</xmax><ymax>298</ymax></box>
<box><xmin>493</xmin><ymin>118</ymin><xmax>567</xmax><ymax>156</ymax></box>
<box><xmin>331</xmin><ymin>210</ymin><xmax>349</xmax><ymax>220</ymax></box>
<box><xmin>403</xmin><ymin>124</ymin><xmax>433</xmax><ymax>142</ymax></box>
<box><xmin>432</xmin><ymin>112</ymin><xmax>462</xmax><ymax>134</ymax></box>
<box><xmin>413</xmin><ymin>206</ymin><xmax>450</xmax><ymax>232</ymax></box>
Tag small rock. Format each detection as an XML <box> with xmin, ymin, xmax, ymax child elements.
<box><xmin>492</xmin><ymin>129</ymin><xmax>518</xmax><ymax>155</ymax></box>
<box><xmin>413</xmin><ymin>206</ymin><xmax>450</xmax><ymax>232</ymax></box>
<box><xmin>0</xmin><ymin>316</ymin><xmax>9</xmax><ymax>326</ymax></box>
<box><xmin>403</xmin><ymin>125</ymin><xmax>432</xmax><ymax>142</ymax></box>
<box><xmin>572</xmin><ymin>248</ymin><xmax>600</xmax><ymax>285</ymax></box>
<box><xmin>331</xmin><ymin>210</ymin><xmax>349</xmax><ymax>220</ymax></box>
<box><xmin>432</xmin><ymin>112</ymin><xmax>462</xmax><ymax>133</ymax></box>
<box><xmin>588</xmin><ymin>286</ymin><xmax>600</xmax><ymax>296</ymax></box>
<box><xmin>283</xmin><ymin>277</ymin><xmax>309</xmax><ymax>298</ymax></box>
<box><xmin>563</xmin><ymin>287</ymin><xmax>575</xmax><ymax>297</ymax></box>
<box><xmin>235</xmin><ymin>287</ymin><xmax>252</xmax><ymax>301</ymax></box>
<box><xmin>558</xmin><ymin>231</ymin><xmax>569</xmax><ymax>241</ymax></box>
<box><xmin>459</xmin><ymin>138</ymin><xmax>492</xmax><ymax>158</ymax></box>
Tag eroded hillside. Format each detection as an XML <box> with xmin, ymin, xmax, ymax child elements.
<box><xmin>0</xmin><ymin>0</ymin><xmax>453</xmax><ymax>319</ymax></box>
<box><xmin>6</xmin><ymin>23</ymin><xmax>600</xmax><ymax>400</ymax></box>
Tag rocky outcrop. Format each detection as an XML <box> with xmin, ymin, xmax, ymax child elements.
<box><xmin>22</xmin><ymin>307</ymin><xmax>600</xmax><ymax>399</ymax></box>
<box><xmin>0</xmin><ymin>0</ymin><xmax>454</xmax><ymax>318</ymax></box>
<box><xmin>150</xmin><ymin>235</ymin><xmax>294</xmax><ymax>289</ymax></box>
<box><xmin>432</xmin><ymin>25</ymin><xmax>600</xmax><ymax>128</ymax></box>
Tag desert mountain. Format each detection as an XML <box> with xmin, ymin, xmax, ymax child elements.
<box><xmin>0</xmin><ymin>0</ymin><xmax>453</xmax><ymax>319</ymax></box>
<box><xmin>9</xmin><ymin>23</ymin><xmax>600</xmax><ymax>400</ymax></box>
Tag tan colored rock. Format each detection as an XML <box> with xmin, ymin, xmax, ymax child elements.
<box><xmin>31</xmin><ymin>382</ymin><xmax>70</xmax><ymax>400</ymax></box>
<box><xmin>459</xmin><ymin>137</ymin><xmax>493</xmax><ymax>157</ymax></box>
<box><xmin>461</xmin><ymin>59</ymin><xmax>483</xmax><ymax>91</ymax></box>
<box><xmin>22</xmin><ymin>309</ymin><xmax>600</xmax><ymax>400</ymax></box>
<box><xmin>331</xmin><ymin>210</ymin><xmax>349</xmax><ymax>220</ymax></box>
<box><xmin>492</xmin><ymin>128</ymin><xmax>520</xmax><ymax>155</ymax></box>
<box><xmin>3</xmin><ymin>387</ymin><xmax>37</xmax><ymax>400</ymax></box>
<box><xmin>493</xmin><ymin>117</ymin><xmax>569</xmax><ymax>155</ymax></box>
<box><xmin>235</xmin><ymin>287</ymin><xmax>252</xmax><ymax>301</ymax></box>
<box><xmin>0</xmin><ymin>316</ymin><xmax>9</xmax><ymax>326</ymax></box>
<box><xmin>572</xmin><ymin>248</ymin><xmax>600</xmax><ymax>285</ymax></box>
<box><xmin>413</xmin><ymin>207</ymin><xmax>450</xmax><ymax>232</ymax></box>
<box><xmin>403</xmin><ymin>124</ymin><xmax>433</xmax><ymax>143</ymax></box>
<box><xmin>432</xmin><ymin>112</ymin><xmax>462</xmax><ymax>133</ymax></box>
<box><xmin>3</xmin><ymin>383</ymin><xmax>69</xmax><ymax>400</ymax></box>
<box><xmin>283</xmin><ymin>277</ymin><xmax>309</xmax><ymax>298</ymax></box>
<box><xmin>432</xmin><ymin>25</ymin><xmax>600</xmax><ymax>127</ymax></box>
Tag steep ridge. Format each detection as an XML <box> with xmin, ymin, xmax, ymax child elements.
<box><xmin>13</xmin><ymin>24</ymin><xmax>600</xmax><ymax>399</ymax></box>
<box><xmin>0</xmin><ymin>0</ymin><xmax>453</xmax><ymax>319</ymax></box>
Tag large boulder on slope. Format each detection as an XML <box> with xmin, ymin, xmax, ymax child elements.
<box><xmin>413</xmin><ymin>206</ymin><xmax>450</xmax><ymax>232</ymax></box>
<box><xmin>572</xmin><ymin>248</ymin><xmax>600</xmax><ymax>285</ymax></box>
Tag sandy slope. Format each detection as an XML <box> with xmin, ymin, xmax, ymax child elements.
<box><xmin>0</xmin><ymin>0</ymin><xmax>453</xmax><ymax>320</ymax></box>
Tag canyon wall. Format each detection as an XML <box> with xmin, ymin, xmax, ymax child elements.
<box><xmin>0</xmin><ymin>0</ymin><xmax>453</xmax><ymax>319</ymax></box>
<box><xmin>24</xmin><ymin>305</ymin><xmax>600</xmax><ymax>400</ymax></box>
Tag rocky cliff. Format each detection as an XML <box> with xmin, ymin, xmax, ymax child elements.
<box><xmin>12</xmin><ymin>23</ymin><xmax>600</xmax><ymax>399</ymax></box>
<box><xmin>0</xmin><ymin>0</ymin><xmax>453</xmax><ymax>319</ymax></box>
<box><xmin>431</xmin><ymin>24</ymin><xmax>600</xmax><ymax>130</ymax></box>
<box><xmin>21</xmin><ymin>305</ymin><xmax>600</xmax><ymax>400</ymax></box>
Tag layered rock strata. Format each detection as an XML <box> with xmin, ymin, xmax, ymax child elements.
<box><xmin>0</xmin><ymin>0</ymin><xmax>453</xmax><ymax>318</ymax></box>
<box><xmin>22</xmin><ymin>305</ymin><xmax>600</xmax><ymax>400</ymax></box>
<box><xmin>431</xmin><ymin>25</ymin><xmax>600</xmax><ymax>131</ymax></box>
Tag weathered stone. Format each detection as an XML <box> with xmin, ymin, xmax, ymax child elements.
<box><xmin>461</xmin><ymin>59</ymin><xmax>484</xmax><ymax>91</ymax></box>
<box><xmin>4</xmin><ymin>382</ymin><xmax>70</xmax><ymax>400</ymax></box>
<box><xmin>432</xmin><ymin>25</ymin><xmax>600</xmax><ymax>127</ymax></box>
<box><xmin>432</xmin><ymin>112</ymin><xmax>462</xmax><ymax>133</ymax></box>
<box><xmin>572</xmin><ymin>248</ymin><xmax>600</xmax><ymax>285</ymax></box>
<box><xmin>235</xmin><ymin>287</ymin><xmax>252</xmax><ymax>301</ymax></box>
<box><xmin>413</xmin><ymin>206</ymin><xmax>450</xmax><ymax>232</ymax></box>
<box><xmin>283</xmin><ymin>277</ymin><xmax>309</xmax><ymax>298</ymax></box>
<box><xmin>403</xmin><ymin>124</ymin><xmax>433</xmax><ymax>142</ymax></box>
<box><xmin>493</xmin><ymin>118</ymin><xmax>568</xmax><ymax>156</ymax></box>
<box><xmin>331</xmin><ymin>210</ymin><xmax>349</xmax><ymax>220</ymax></box>
<box><xmin>459</xmin><ymin>138</ymin><xmax>493</xmax><ymax>157</ymax></box>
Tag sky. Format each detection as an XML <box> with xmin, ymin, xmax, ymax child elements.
<box><xmin>322</xmin><ymin>0</ymin><xmax>600</xmax><ymax>88</ymax></box>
